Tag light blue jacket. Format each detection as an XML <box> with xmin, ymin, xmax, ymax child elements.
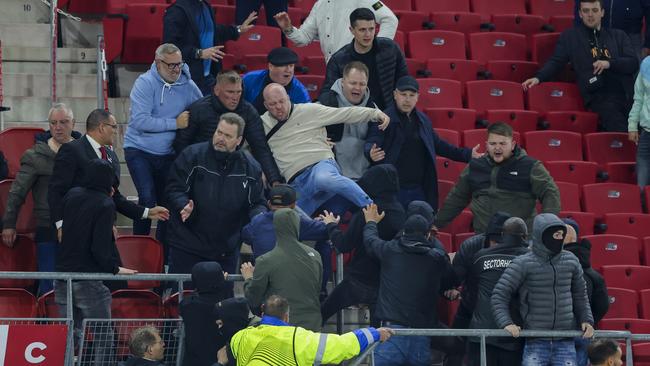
<box><xmin>629</xmin><ymin>57</ymin><xmax>650</xmax><ymax>133</ymax></box>
<box><xmin>124</xmin><ymin>62</ymin><xmax>202</xmax><ymax>155</ymax></box>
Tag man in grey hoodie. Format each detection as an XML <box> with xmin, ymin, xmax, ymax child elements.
<box><xmin>491</xmin><ymin>213</ymin><xmax>594</xmax><ymax>366</ymax></box>
<box><xmin>319</xmin><ymin>61</ymin><xmax>377</xmax><ymax>180</ymax></box>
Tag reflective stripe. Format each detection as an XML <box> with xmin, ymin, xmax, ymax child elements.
<box><xmin>313</xmin><ymin>333</ymin><xmax>328</xmax><ymax>365</ymax></box>
<box><xmin>361</xmin><ymin>328</ymin><xmax>375</xmax><ymax>346</ymax></box>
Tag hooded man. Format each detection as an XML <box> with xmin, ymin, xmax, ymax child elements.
<box><xmin>124</xmin><ymin>43</ymin><xmax>202</xmax><ymax>248</ymax></box>
<box><xmin>319</xmin><ymin>164</ymin><xmax>406</xmax><ymax>323</ymax></box>
<box><xmin>240</xmin><ymin>208</ymin><xmax>323</xmax><ymax>331</ymax></box>
<box><xmin>492</xmin><ymin>213</ymin><xmax>595</xmax><ymax>366</ymax></box>
<box><xmin>180</xmin><ymin>262</ymin><xmax>228</xmax><ymax>366</ymax></box>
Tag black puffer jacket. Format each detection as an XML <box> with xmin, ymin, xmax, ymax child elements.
<box><xmin>492</xmin><ymin>214</ymin><xmax>594</xmax><ymax>331</ymax></box>
<box><xmin>321</xmin><ymin>38</ymin><xmax>408</xmax><ymax>110</ymax></box>
<box><xmin>564</xmin><ymin>239</ymin><xmax>610</xmax><ymax>323</ymax></box>
<box><xmin>173</xmin><ymin>95</ymin><xmax>282</xmax><ymax>184</ymax></box>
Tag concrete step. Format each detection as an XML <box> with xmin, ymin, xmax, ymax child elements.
<box><xmin>0</xmin><ymin>24</ymin><xmax>51</xmax><ymax>47</ymax></box>
<box><xmin>5</xmin><ymin>73</ymin><xmax>97</xmax><ymax>98</ymax></box>
<box><xmin>1</xmin><ymin>96</ymin><xmax>129</xmax><ymax>123</ymax></box>
<box><xmin>60</xmin><ymin>18</ymin><xmax>103</xmax><ymax>48</ymax></box>
<box><xmin>3</xmin><ymin>60</ymin><xmax>97</xmax><ymax>74</ymax></box>
<box><xmin>0</xmin><ymin>0</ymin><xmax>52</xmax><ymax>24</ymax></box>
<box><xmin>2</xmin><ymin>46</ymin><xmax>98</xmax><ymax>63</ymax></box>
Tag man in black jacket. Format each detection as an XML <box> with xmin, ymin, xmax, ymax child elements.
<box><xmin>166</xmin><ymin>113</ymin><xmax>266</xmax><ymax>296</ymax></box>
<box><xmin>467</xmin><ymin>217</ymin><xmax>530</xmax><ymax>366</ymax></box>
<box><xmin>48</xmin><ymin>109</ymin><xmax>169</xmax><ymax>243</ymax></box>
<box><xmin>173</xmin><ymin>70</ymin><xmax>282</xmax><ymax>185</ymax></box>
<box><xmin>163</xmin><ymin>0</ymin><xmax>257</xmax><ymax>95</ymax></box>
<box><xmin>54</xmin><ymin>159</ymin><xmax>138</xmax><ymax>366</ymax></box>
<box><xmin>321</xmin><ymin>8</ymin><xmax>408</xmax><ymax>110</ymax></box>
<box><xmin>523</xmin><ymin>0</ymin><xmax>639</xmax><ymax>132</ymax></box>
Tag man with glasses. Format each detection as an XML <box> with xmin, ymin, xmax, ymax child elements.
<box><xmin>49</xmin><ymin>109</ymin><xmax>170</xmax><ymax>244</ymax></box>
<box><xmin>522</xmin><ymin>0</ymin><xmax>638</xmax><ymax>132</ymax></box>
<box><xmin>123</xmin><ymin>44</ymin><xmax>202</xmax><ymax>258</ymax></box>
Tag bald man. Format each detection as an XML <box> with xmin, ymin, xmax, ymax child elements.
<box><xmin>260</xmin><ymin>83</ymin><xmax>390</xmax><ymax>215</ymax></box>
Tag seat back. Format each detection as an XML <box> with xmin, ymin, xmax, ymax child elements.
<box><xmin>426</xmin><ymin>108</ymin><xmax>477</xmax><ymax>132</ymax></box>
<box><xmin>225</xmin><ymin>26</ymin><xmax>282</xmax><ymax>62</ymax></box>
<box><xmin>583</xmin><ymin>234</ymin><xmax>641</xmax><ymax>270</ymax></box>
<box><xmin>584</xmin><ymin>133</ymin><xmax>636</xmax><ymax>166</ymax></box>
<box><xmin>582</xmin><ymin>183</ymin><xmax>642</xmax><ymax>216</ymax></box>
<box><xmin>122</xmin><ymin>4</ymin><xmax>166</xmax><ymax>63</ymax></box>
<box><xmin>0</xmin><ymin>179</ymin><xmax>37</xmax><ymax>233</ymax></box>
<box><xmin>527</xmin><ymin>82</ymin><xmax>584</xmax><ymax>113</ymax></box>
<box><xmin>602</xmin><ymin>287</ymin><xmax>639</xmax><ymax>319</ymax></box>
<box><xmin>295</xmin><ymin>75</ymin><xmax>324</xmax><ymax>101</ymax></box>
<box><xmin>466</xmin><ymin>80</ymin><xmax>525</xmax><ymax>117</ymax></box>
<box><xmin>530</xmin><ymin>33</ymin><xmax>561</xmax><ymax>64</ymax></box>
<box><xmin>408</xmin><ymin>31</ymin><xmax>467</xmax><ymax>60</ymax></box>
<box><xmin>544</xmin><ymin>160</ymin><xmax>599</xmax><ymax>187</ymax></box>
<box><xmin>602</xmin><ymin>265</ymin><xmax>650</xmax><ymax>292</ymax></box>
<box><xmin>425</xmin><ymin>59</ymin><xmax>481</xmax><ymax>83</ymax></box>
<box><xmin>0</xmin><ymin>128</ymin><xmax>44</xmax><ymax>178</ymax></box>
<box><xmin>0</xmin><ymin>235</ymin><xmax>37</xmax><ymax>288</ymax></box>
<box><xmin>116</xmin><ymin>235</ymin><xmax>163</xmax><ymax>289</ymax></box>
<box><xmin>523</xmin><ymin>131</ymin><xmax>583</xmax><ymax>161</ymax></box>
<box><xmin>602</xmin><ymin>214</ymin><xmax>650</xmax><ymax>239</ymax></box>
<box><xmin>416</xmin><ymin>78</ymin><xmax>464</xmax><ymax>109</ymax></box>
<box><xmin>468</xmin><ymin>32</ymin><xmax>527</xmax><ymax>63</ymax></box>
<box><xmin>486</xmin><ymin>60</ymin><xmax>539</xmax><ymax>83</ymax></box>
<box><xmin>0</xmin><ymin>288</ymin><xmax>38</xmax><ymax>317</ymax></box>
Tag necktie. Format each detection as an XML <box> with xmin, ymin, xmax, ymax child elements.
<box><xmin>99</xmin><ymin>146</ymin><xmax>108</xmax><ymax>160</ymax></box>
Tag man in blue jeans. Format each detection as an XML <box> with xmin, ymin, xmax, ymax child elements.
<box><xmin>123</xmin><ymin>43</ymin><xmax>202</xmax><ymax>255</ymax></box>
<box><xmin>492</xmin><ymin>213</ymin><xmax>595</xmax><ymax>366</ymax></box>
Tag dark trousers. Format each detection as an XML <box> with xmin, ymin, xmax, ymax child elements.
<box><xmin>320</xmin><ymin>277</ymin><xmax>377</xmax><ymax>325</ymax></box>
<box><xmin>235</xmin><ymin>0</ymin><xmax>288</xmax><ymax>28</ymax></box>
<box><xmin>168</xmin><ymin>246</ymin><xmax>238</xmax><ymax>298</ymax></box>
<box><xmin>588</xmin><ymin>93</ymin><xmax>632</xmax><ymax>132</ymax></box>
<box><xmin>314</xmin><ymin>240</ymin><xmax>331</xmax><ymax>296</ymax></box>
<box><xmin>467</xmin><ymin>342</ymin><xmax>523</xmax><ymax>366</ymax></box>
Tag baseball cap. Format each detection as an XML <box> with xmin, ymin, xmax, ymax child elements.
<box><xmin>395</xmin><ymin>75</ymin><xmax>419</xmax><ymax>93</ymax></box>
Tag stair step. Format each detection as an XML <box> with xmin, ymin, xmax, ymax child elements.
<box><xmin>3</xmin><ymin>61</ymin><xmax>97</xmax><ymax>74</ymax></box>
<box><xmin>5</xmin><ymin>73</ymin><xmax>97</xmax><ymax>98</ymax></box>
<box><xmin>2</xmin><ymin>46</ymin><xmax>98</xmax><ymax>63</ymax></box>
<box><xmin>0</xmin><ymin>0</ymin><xmax>52</xmax><ymax>24</ymax></box>
<box><xmin>1</xmin><ymin>96</ymin><xmax>129</xmax><ymax>123</ymax></box>
<box><xmin>0</xmin><ymin>24</ymin><xmax>51</xmax><ymax>47</ymax></box>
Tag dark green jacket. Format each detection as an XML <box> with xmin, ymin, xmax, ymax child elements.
<box><xmin>435</xmin><ymin>147</ymin><xmax>561</xmax><ymax>233</ymax></box>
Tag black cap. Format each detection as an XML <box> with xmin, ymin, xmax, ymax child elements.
<box><xmin>404</xmin><ymin>214</ymin><xmax>430</xmax><ymax>236</ymax></box>
<box><xmin>395</xmin><ymin>75</ymin><xmax>419</xmax><ymax>92</ymax></box>
<box><xmin>269</xmin><ymin>184</ymin><xmax>296</xmax><ymax>206</ymax></box>
<box><xmin>267</xmin><ymin>47</ymin><xmax>299</xmax><ymax>66</ymax></box>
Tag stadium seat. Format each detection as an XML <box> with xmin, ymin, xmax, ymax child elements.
<box><xmin>37</xmin><ymin>290</ymin><xmax>58</xmax><ymax>318</ymax></box>
<box><xmin>0</xmin><ymin>179</ymin><xmax>37</xmax><ymax>234</ymax></box>
<box><xmin>490</xmin><ymin>14</ymin><xmax>550</xmax><ymax>35</ymax></box>
<box><xmin>289</xmin><ymin>0</ymin><xmax>316</xmax><ymax>12</ymax></box>
<box><xmin>462</xmin><ymin>129</ymin><xmax>521</xmax><ymax>154</ymax></box>
<box><xmin>436</xmin><ymin>156</ymin><xmax>468</xmax><ymax>183</ymax></box>
<box><xmin>434</xmin><ymin>128</ymin><xmax>461</xmax><ymax>146</ymax></box>
<box><xmin>68</xmin><ymin>0</ymin><xmax>156</xmax><ymax>15</ymax></box>
<box><xmin>295</xmin><ymin>75</ymin><xmax>324</xmax><ymax>101</ymax></box>
<box><xmin>485</xmin><ymin>61</ymin><xmax>539</xmax><ymax>84</ymax></box>
<box><xmin>548</xmin><ymin>15</ymin><xmax>575</xmax><ymax>33</ymax></box>
<box><xmin>602</xmin><ymin>265</ymin><xmax>650</xmax><ymax>292</ymax></box>
<box><xmin>122</xmin><ymin>3</ymin><xmax>166</xmax><ymax>63</ymax></box>
<box><xmin>436</xmin><ymin>232</ymin><xmax>454</xmax><ymax>253</ymax></box>
<box><xmin>523</xmin><ymin>131</ymin><xmax>583</xmax><ymax>161</ymax></box>
<box><xmin>162</xmin><ymin>290</ymin><xmax>194</xmax><ymax>318</ymax></box>
<box><xmin>438</xmin><ymin>180</ymin><xmax>456</xmax><ymax>210</ymax></box>
<box><xmin>406</xmin><ymin>58</ymin><xmax>427</xmax><ymax>78</ymax></box>
<box><xmin>465</xmin><ymin>80</ymin><xmax>525</xmax><ymax>118</ymax></box>
<box><xmin>584</xmin><ymin>234</ymin><xmax>641</xmax><ymax>270</ymax></box>
<box><xmin>529</xmin><ymin>0</ymin><xmax>574</xmax><ymax>18</ymax></box>
<box><xmin>605</xmin><ymin>162</ymin><xmax>637</xmax><ymax>185</ymax></box>
<box><xmin>468</xmin><ymin>32</ymin><xmax>527</xmax><ymax>63</ymax></box>
<box><xmin>415</xmin><ymin>78</ymin><xmax>464</xmax><ymax>109</ymax></box>
<box><xmin>602</xmin><ymin>287</ymin><xmax>639</xmax><ymax>319</ymax></box>
<box><xmin>213</xmin><ymin>4</ymin><xmax>236</xmax><ymax>25</ymax></box>
<box><xmin>531</xmin><ymin>33</ymin><xmax>561</xmax><ymax>64</ymax></box>
<box><xmin>426</xmin><ymin>108</ymin><xmax>478</xmax><ymax>131</ymax></box>
<box><xmin>394</xmin><ymin>10</ymin><xmax>431</xmax><ymax>33</ymax></box>
<box><xmin>542</xmin><ymin>111</ymin><xmax>599</xmax><ymax>134</ymax></box>
<box><xmin>582</xmin><ymin>183</ymin><xmax>642</xmax><ymax>216</ymax></box>
<box><xmin>394</xmin><ymin>31</ymin><xmax>406</xmax><ymax>53</ymax></box>
<box><xmin>526</xmin><ymin>82</ymin><xmax>585</xmax><ymax>113</ymax></box>
<box><xmin>485</xmin><ymin>110</ymin><xmax>539</xmax><ymax>134</ymax></box>
<box><xmin>556</xmin><ymin>182</ymin><xmax>582</xmax><ymax>212</ymax></box>
<box><xmin>102</xmin><ymin>16</ymin><xmax>125</xmax><ymax>63</ymax></box>
<box><xmin>643</xmin><ymin>237</ymin><xmax>650</xmax><ymax>266</ymax></box>
<box><xmin>584</xmin><ymin>133</ymin><xmax>637</xmax><ymax>166</ymax></box>
<box><xmin>642</xmin><ymin>290</ymin><xmax>650</xmax><ymax>319</ymax></box>
<box><xmin>408</xmin><ymin>31</ymin><xmax>466</xmax><ymax>60</ymax></box>
<box><xmin>288</xmin><ymin>40</ymin><xmax>322</xmax><ymax>61</ymax></box>
<box><xmin>0</xmin><ymin>128</ymin><xmax>45</xmax><ymax>178</ymax></box>
<box><xmin>470</xmin><ymin>0</ymin><xmax>526</xmax><ymax>22</ymax></box>
<box><xmin>414</xmin><ymin>0</ymin><xmax>470</xmax><ymax>12</ymax></box>
<box><xmin>0</xmin><ymin>235</ymin><xmax>37</xmax><ymax>288</ymax></box>
<box><xmin>383</xmin><ymin>0</ymin><xmax>413</xmax><ymax>10</ymax></box>
<box><xmin>236</xmin><ymin>55</ymin><xmax>268</xmax><ymax>73</ymax></box>
<box><xmin>111</xmin><ymin>289</ymin><xmax>163</xmax><ymax>319</ymax></box>
<box><xmin>425</xmin><ymin>59</ymin><xmax>481</xmax><ymax>83</ymax></box>
<box><xmin>559</xmin><ymin>211</ymin><xmax>595</xmax><ymax>236</ymax></box>
<box><xmin>430</xmin><ymin>12</ymin><xmax>483</xmax><ymax>34</ymax></box>
<box><xmin>440</xmin><ymin>210</ymin><xmax>473</xmax><ymax>235</ymax></box>
<box><xmin>116</xmin><ymin>235</ymin><xmax>163</xmax><ymax>289</ymax></box>
<box><xmin>299</xmin><ymin>56</ymin><xmax>326</xmax><ymax>76</ymax></box>
<box><xmin>454</xmin><ymin>232</ymin><xmax>476</xmax><ymax>251</ymax></box>
<box><xmin>599</xmin><ymin>318</ymin><xmax>650</xmax><ymax>334</ymax></box>
<box><xmin>545</xmin><ymin>161</ymin><xmax>600</xmax><ymax>187</ymax></box>
<box><xmin>0</xmin><ymin>288</ymin><xmax>38</xmax><ymax>318</ymax></box>
<box><xmin>225</xmin><ymin>26</ymin><xmax>282</xmax><ymax>63</ymax></box>
<box><xmin>602</xmin><ymin>214</ymin><xmax>650</xmax><ymax>239</ymax></box>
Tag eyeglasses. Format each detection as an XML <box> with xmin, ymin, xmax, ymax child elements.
<box><xmin>158</xmin><ymin>59</ymin><xmax>184</xmax><ymax>71</ymax></box>
<box><xmin>102</xmin><ymin>122</ymin><xmax>118</xmax><ymax>130</ymax></box>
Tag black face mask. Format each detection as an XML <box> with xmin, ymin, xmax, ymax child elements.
<box><xmin>542</xmin><ymin>227</ymin><xmax>566</xmax><ymax>255</ymax></box>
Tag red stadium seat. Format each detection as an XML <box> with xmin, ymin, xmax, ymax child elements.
<box><xmin>436</xmin><ymin>156</ymin><xmax>468</xmax><ymax>183</ymax></box>
<box><xmin>299</xmin><ymin>56</ymin><xmax>326</xmax><ymax>76</ymax></box>
<box><xmin>490</xmin><ymin>14</ymin><xmax>550</xmax><ymax>35</ymax></box>
<box><xmin>414</xmin><ymin>0</ymin><xmax>470</xmax><ymax>12</ymax></box>
<box><xmin>529</xmin><ymin>0</ymin><xmax>574</xmax><ymax>18</ymax></box>
<box><xmin>485</xmin><ymin>110</ymin><xmax>539</xmax><ymax>134</ymax></box>
<box><xmin>0</xmin><ymin>128</ymin><xmax>45</xmax><ymax>178</ymax></box>
<box><xmin>454</xmin><ymin>232</ymin><xmax>476</xmax><ymax>251</ymax></box>
<box><xmin>425</xmin><ymin>59</ymin><xmax>481</xmax><ymax>83</ymax></box>
<box><xmin>116</xmin><ymin>235</ymin><xmax>163</xmax><ymax>289</ymax></box>
<box><xmin>122</xmin><ymin>4</ymin><xmax>166</xmax><ymax>63</ymax></box>
<box><xmin>599</xmin><ymin>318</ymin><xmax>650</xmax><ymax>334</ymax></box>
<box><xmin>642</xmin><ymin>237</ymin><xmax>650</xmax><ymax>265</ymax></box>
<box><xmin>0</xmin><ymin>288</ymin><xmax>37</xmax><ymax>318</ymax></box>
<box><xmin>559</xmin><ymin>211</ymin><xmax>595</xmax><ymax>236</ymax></box>
<box><xmin>465</xmin><ymin>80</ymin><xmax>525</xmax><ymax>117</ymax></box>
<box><xmin>582</xmin><ymin>183</ymin><xmax>642</xmax><ymax>216</ymax></box>
<box><xmin>68</xmin><ymin>0</ymin><xmax>156</xmax><ymax>15</ymax></box>
<box><xmin>289</xmin><ymin>0</ymin><xmax>316</xmax><ymax>12</ymax></box>
<box><xmin>162</xmin><ymin>290</ymin><xmax>194</xmax><ymax>318</ymax></box>
<box><xmin>602</xmin><ymin>214</ymin><xmax>650</xmax><ymax>239</ymax></box>
<box><xmin>426</xmin><ymin>108</ymin><xmax>478</xmax><ymax>131</ymax></box>
<box><xmin>438</xmin><ymin>179</ymin><xmax>456</xmax><ymax>210</ymax></box>
<box><xmin>523</xmin><ymin>131</ymin><xmax>583</xmax><ymax>161</ymax></box>
<box><xmin>462</xmin><ymin>129</ymin><xmax>521</xmax><ymax>154</ymax></box>
<box><xmin>486</xmin><ymin>61</ymin><xmax>539</xmax><ymax>83</ymax></box>
<box><xmin>415</xmin><ymin>78</ymin><xmax>464</xmax><ymax>109</ymax></box>
<box><xmin>102</xmin><ymin>16</ymin><xmax>125</xmax><ymax>63</ymax></box>
<box><xmin>542</xmin><ymin>111</ymin><xmax>599</xmax><ymax>134</ymax></box>
<box><xmin>37</xmin><ymin>290</ymin><xmax>58</xmax><ymax>318</ymax></box>
<box><xmin>436</xmin><ymin>232</ymin><xmax>454</xmax><ymax>253</ymax></box>
<box><xmin>430</xmin><ymin>12</ymin><xmax>483</xmax><ymax>34</ymax></box>
<box><xmin>526</xmin><ymin>82</ymin><xmax>584</xmax><ymax>113</ymax></box>
<box><xmin>434</xmin><ymin>128</ymin><xmax>461</xmax><ymax>146</ymax></box>
<box><xmin>548</xmin><ymin>15</ymin><xmax>575</xmax><ymax>33</ymax></box>
<box><xmin>408</xmin><ymin>31</ymin><xmax>466</xmax><ymax>60</ymax></box>
<box><xmin>556</xmin><ymin>182</ymin><xmax>582</xmax><ymax>212</ymax></box>
<box><xmin>213</xmin><ymin>4</ymin><xmax>235</xmax><ymax>25</ymax></box>
<box><xmin>288</xmin><ymin>40</ymin><xmax>322</xmax><ymax>60</ymax></box>
<box><xmin>470</xmin><ymin>0</ymin><xmax>526</xmax><ymax>22</ymax></box>
<box><xmin>394</xmin><ymin>10</ymin><xmax>430</xmax><ymax>33</ymax></box>
<box><xmin>295</xmin><ymin>75</ymin><xmax>324</xmax><ymax>101</ymax></box>
<box><xmin>468</xmin><ymin>32</ymin><xmax>527</xmax><ymax>63</ymax></box>
<box><xmin>602</xmin><ymin>265</ymin><xmax>650</xmax><ymax>292</ymax></box>
<box><xmin>602</xmin><ymin>287</ymin><xmax>639</xmax><ymax>319</ymax></box>
<box><xmin>225</xmin><ymin>26</ymin><xmax>282</xmax><ymax>62</ymax></box>
<box><xmin>584</xmin><ymin>133</ymin><xmax>637</xmax><ymax>166</ymax></box>
<box><xmin>544</xmin><ymin>160</ymin><xmax>600</xmax><ymax>187</ymax></box>
<box><xmin>440</xmin><ymin>210</ymin><xmax>473</xmax><ymax>235</ymax></box>
<box><xmin>383</xmin><ymin>0</ymin><xmax>413</xmax><ymax>10</ymax></box>
<box><xmin>642</xmin><ymin>290</ymin><xmax>650</xmax><ymax>319</ymax></box>
<box><xmin>237</xmin><ymin>55</ymin><xmax>268</xmax><ymax>73</ymax></box>
<box><xmin>0</xmin><ymin>179</ymin><xmax>37</xmax><ymax>234</ymax></box>
<box><xmin>406</xmin><ymin>58</ymin><xmax>427</xmax><ymax>78</ymax></box>
<box><xmin>531</xmin><ymin>33</ymin><xmax>561</xmax><ymax>64</ymax></box>
<box><xmin>605</xmin><ymin>162</ymin><xmax>637</xmax><ymax>185</ymax></box>
<box><xmin>394</xmin><ymin>31</ymin><xmax>406</xmax><ymax>53</ymax></box>
<box><xmin>0</xmin><ymin>235</ymin><xmax>37</xmax><ymax>288</ymax></box>
<box><xmin>584</xmin><ymin>234</ymin><xmax>641</xmax><ymax>270</ymax></box>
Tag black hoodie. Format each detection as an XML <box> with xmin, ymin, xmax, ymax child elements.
<box><xmin>325</xmin><ymin>164</ymin><xmax>406</xmax><ymax>286</ymax></box>
<box><xmin>564</xmin><ymin>239</ymin><xmax>610</xmax><ymax>323</ymax></box>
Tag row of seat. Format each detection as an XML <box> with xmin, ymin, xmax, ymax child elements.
<box><xmin>604</xmin><ymin>286</ymin><xmax>650</xmax><ymax>320</ymax></box>
<box><xmin>383</xmin><ymin>0</ymin><xmax>573</xmax><ymax>19</ymax></box>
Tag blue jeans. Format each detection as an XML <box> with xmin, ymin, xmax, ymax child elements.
<box><xmin>36</xmin><ymin>241</ymin><xmax>57</xmax><ymax>296</ymax></box>
<box><xmin>291</xmin><ymin>159</ymin><xmax>372</xmax><ymax>216</ymax></box>
<box><xmin>522</xmin><ymin>339</ymin><xmax>577</xmax><ymax>366</ymax></box>
<box><xmin>637</xmin><ymin>130</ymin><xmax>650</xmax><ymax>187</ymax></box>
<box><xmin>574</xmin><ymin>337</ymin><xmax>589</xmax><ymax>366</ymax></box>
<box><xmin>54</xmin><ymin>280</ymin><xmax>113</xmax><ymax>365</ymax></box>
<box><xmin>374</xmin><ymin>324</ymin><xmax>431</xmax><ymax>366</ymax></box>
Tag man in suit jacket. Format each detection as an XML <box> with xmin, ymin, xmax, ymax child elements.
<box><xmin>48</xmin><ymin>109</ymin><xmax>170</xmax><ymax>242</ymax></box>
